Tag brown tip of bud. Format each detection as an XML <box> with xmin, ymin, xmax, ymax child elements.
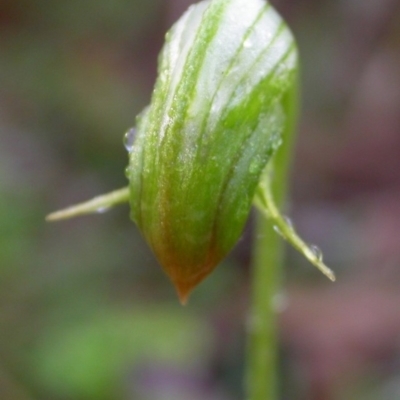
<box><xmin>153</xmin><ymin>243</ymin><xmax>222</xmax><ymax>304</ymax></box>
<box><xmin>173</xmin><ymin>278</ymin><xmax>201</xmax><ymax>305</ymax></box>
<box><xmin>175</xmin><ymin>284</ymin><xmax>191</xmax><ymax>305</ymax></box>
<box><xmin>171</xmin><ymin>265</ymin><xmax>216</xmax><ymax>305</ymax></box>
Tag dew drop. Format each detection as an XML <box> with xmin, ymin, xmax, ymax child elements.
<box><xmin>283</xmin><ymin>216</ymin><xmax>294</xmax><ymax>230</ymax></box>
<box><xmin>123</xmin><ymin>128</ymin><xmax>136</xmax><ymax>152</ymax></box>
<box><xmin>96</xmin><ymin>206</ymin><xmax>110</xmax><ymax>214</ymax></box>
<box><xmin>243</xmin><ymin>39</ymin><xmax>252</xmax><ymax>48</ymax></box>
<box><xmin>273</xmin><ymin>225</ymin><xmax>284</xmax><ymax>237</ymax></box>
<box><xmin>309</xmin><ymin>244</ymin><xmax>323</xmax><ymax>262</ymax></box>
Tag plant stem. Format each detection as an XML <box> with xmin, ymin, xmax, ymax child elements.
<box><xmin>46</xmin><ymin>187</ymin><xmax>129</xmax><ymax>221</ymax></box>
<box><xmin>246</xmin><ymin>208</ymin><xmax>283</xmax><ymax>400</ymax></box>
<box><xmin>246</xmin><ymin>78</ymin><xmax>299</xmax><ymax>400</ymax></box>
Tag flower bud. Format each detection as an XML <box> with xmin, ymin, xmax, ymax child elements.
<box><xmin>126</xmin><ymin>0</ymin><xmax>298</xmax><ymax>302</ymax></box>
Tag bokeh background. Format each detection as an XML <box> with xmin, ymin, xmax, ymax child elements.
<box><xmin>1</xmin><ymin>0</ymin><xmax>400</xmax><ymax>399</ymax></box>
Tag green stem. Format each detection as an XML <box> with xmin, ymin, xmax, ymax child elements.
<box><xmin>255</xmin><ymin>171</ymin><xmax>335</xmax><ymax>282</ymax></box>
<box><xmin>246</xmin><ymin>78</ymin><xmax>299</xmax><ymax>400</ymax></box>
<box><xmin>246</xmin><ymin>207</ymin><xmax>283</xmax><ymax>400</ymax></box>
<box><xmin>46</xmin><ymin>187</ymin><xmax>129</xmax><ymax>221</ymax></box>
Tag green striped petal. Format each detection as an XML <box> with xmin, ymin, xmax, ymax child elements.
<box><xmin>127</xmin><ymin>0</ymin><xmax>298</xmax><ymax>302</ymax></box>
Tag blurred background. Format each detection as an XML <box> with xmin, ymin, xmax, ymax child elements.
<box><xmin>1</xmin><ymin>0</ymin><xmax>400</xmax><ymax>399</ymax></box>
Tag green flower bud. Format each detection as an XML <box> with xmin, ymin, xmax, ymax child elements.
<box><xmin>126</xmin><ymin>0</ymin><xmax>297</xmax><ymax>302</ymax></box>
<box><xmin>47</xmin><ymin>0</ymin><xmax>335</xmax><ymax>304</ymax></box>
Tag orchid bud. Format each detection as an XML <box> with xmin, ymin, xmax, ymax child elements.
<box><xmin>126</xmin><ymin>0</ymin><xmax>297</xmax><ymax>302</ymax></box>
<box><xmin>47</xmin><ymin>0</ymin><xmax>335</xmax><ymax>304</ymax></box>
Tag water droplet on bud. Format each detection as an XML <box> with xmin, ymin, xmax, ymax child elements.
<box><xmin>243</xmin><ymin>39</ymin><xmax>252</xmax><ymax>48</ymax></box>
<box><xmin>124</xmin><ymin>128</ymin><xmax>136</xmax><ymax>152</ymax></box>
